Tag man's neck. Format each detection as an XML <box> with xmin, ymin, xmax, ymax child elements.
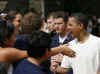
<box><xmin>59</xmin><ymin>31</ymin><xmax>69</xmax><ymax>38</ymax></box>
<box><xmin>77</xmin><ymin>30</ymin><xmax>90</xmax><ymax>43</ymax></box>
<box><xmin>27</xmin><ymin>57</ymin><xmax>41</xmax><ymax>67</ymax></box>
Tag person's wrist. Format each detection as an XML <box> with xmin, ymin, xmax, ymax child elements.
<box><xmin>58</xmin><ymin>45</ymin><xmax>64</xmax><ymax>53</ymax></box>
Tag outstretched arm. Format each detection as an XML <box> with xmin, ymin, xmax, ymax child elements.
<box><xmin>0</xmin><ymin>48</ymin><xmax>28</xmax><ymax>64</ymax></box>
<box><xmin>6</xmin><ymin>48</ymin><xmax>28</xmax><ymax>63</ymax></box>
<box><xmin>50</xmin><ymin>44</ymin><xmax>75</xmax><ymax>57</ymax></box>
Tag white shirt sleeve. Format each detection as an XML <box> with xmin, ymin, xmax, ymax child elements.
<box><xmin>61</xmin><ymin>55</ymin><xmax>71</xmax><ymax>68</ymax></box>
<box><xmin>97</xmin><ymin>39</ymin><xmax>100</xmax><ymax>72</ymax></box>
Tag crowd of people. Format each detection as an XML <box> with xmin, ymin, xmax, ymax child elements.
<box><xmin>0</xmin><ymin>9</ymin><xmax>100</xmax><ymax>74</ymax></box>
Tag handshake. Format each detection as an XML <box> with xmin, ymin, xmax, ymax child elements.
<box><xmin>50</xmin><ymin>44</ymin><xmax>75</xmax><ymax>73</ymax></box>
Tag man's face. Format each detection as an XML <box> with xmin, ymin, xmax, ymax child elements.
<box><xmin>67</xmin><ymin>17</ymin><xmax>81</xmax><ymax>38</ymax></box>
<box><xmin>47</xmin><ymin>17</ymin><xmax>54</xmax><ymax>25</ymax></box>
<box><xmin>13</xmin><ymin>14</ymin><xmax>22</xmax><ymax>29</ymax></box>
<box><xmin>46</xmin><ymin>17</ymin><xmax>55</xmax><ymax>32</ymax></box>
<box><xmin>54</xmin><ymin>18</ymin><xmax>66</xmax><ymax>34</ymax></box>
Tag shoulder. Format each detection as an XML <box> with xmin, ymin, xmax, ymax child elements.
<box><xmin>13</xmin><ymin>59</ymin><xmax>30</xmax><ymax>74</ymax></box>
<box><xmin>16</xmin><ymin>35</ymin><xmax>27</xmax><ymax>41</ymax></box>
<box><xmin>52</xmin><ymin>34</ymin><xmax>59</xmax><ymax>40</ymax></box>
<box><xmin>89</xmin><ymin>34</ymin><xmax>100</xmax><ymax>43</ymax></box>
<box><xmin>14</xmin><ymin>59</ymin><xmax>45</xmax><ymax>74</ymax></box>
<box><xmin>87</xmin><ymin>35</ymin><xmax>100</xmax><ymax>51</ymax></box>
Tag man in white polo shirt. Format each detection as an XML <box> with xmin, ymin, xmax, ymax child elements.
<box><xmin>61</xmin><ymin>13</ymin><xmax>100</xmax><ymax>74</ymax></box>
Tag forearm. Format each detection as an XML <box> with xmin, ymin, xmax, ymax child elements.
<box><xmin>49</xmin><ymin>45</ymin><xmax>75</xmax><ymax>57</ymax></box>
<box><xmin>12</xmin><ymin>49</ymin><xmax>28</xmax><ymax>60</ymax></box>
<box><xmin>6</xmin><ymin>48</ymin><xmax>28</xmax><ymax>63</ymax></box>
<box><xmin>49</xmin><ymin>47</ymin><xmax>61</xmax><ymax>56</ymax></box>
<box><xmin>0</xmin><ymin>48</ymin><xmax>28</xmax><ymax>64</ymax></box>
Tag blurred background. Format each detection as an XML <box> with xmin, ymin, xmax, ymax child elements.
<box><xmin>0</xmin><ymin>0</ymin><xmax>99</xmax><ymax>16</ymax></box>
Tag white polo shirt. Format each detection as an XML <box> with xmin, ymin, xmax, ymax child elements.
<box><xmin>61</xmin><ymin>34</ymin><xmax>100</xmax><ymax>74</ymax></box>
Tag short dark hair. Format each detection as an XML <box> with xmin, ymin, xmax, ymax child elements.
<box><xmin>53</xmin><ymin>11</ymin><xmax>69</xmax><ymax>22</ymax></box>
<box><xmin>71</xmin><ymin>12</ymin><xmax>89</xmax><ymax>29</ymax></box>
<box><xmin>5</xmin><ymin>10</ymin><xmax>20</xmax><ymax>22</ymax></box>
<box><xmin>0</xmin><ymin>21</ymin><xmax>15</xmax><ymax>46</ymax></box>
<box><xmin>47</xmin><ymin>12</ymin><xmax>56</xmax><ymax>19</ymax></box>
<box><xmin>27</xmin><ymin>31</ymin><xmax>52</xmax><ymax>58</ymax></box>
<box><xmin>21</xmin><ymin>12</ymin><xmax>43</xmax><ymax>34</ymax></box>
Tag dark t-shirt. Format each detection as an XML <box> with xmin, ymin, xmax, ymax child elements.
<box><xmin>13</xmin><ymin>59</ymin><xmax>45</xmax><ymax>74</ymax></box>
<box><xmin>14</xmin><ymin>35</ymin><xmax>28</xmax><ymax>50</ymax></box>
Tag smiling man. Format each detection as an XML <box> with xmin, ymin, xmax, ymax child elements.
<box><xmin>60</xmin><ymin>13</ymin><xmax>100</xmax><ymax>74</ymax></box>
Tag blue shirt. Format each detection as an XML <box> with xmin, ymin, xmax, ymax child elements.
<box><xmin>51</xmin><ymin>32</ymin><xmax>73</xmax><ymax>48</ymax></box>
<box><xmin>14</xmin><ymin>35</ymin><xmax>28</xmax><ymax>50</ymax></box>
<box><xmin>50</xmin><ymin>33</ymin><xmax>73</xmax><ymax>74</ymax></box>
<box><xmin>13</xmin><ymin>59</ymin><xmax>45</xmax><ymax>74</ymax></box>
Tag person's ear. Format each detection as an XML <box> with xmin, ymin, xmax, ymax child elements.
<box><xmin>79</xmin><ymin>24</ymin><xmax>84</xmax><ymax>29</ymax></box>
<box><xmin>45</xmin><ymin>48</ymin><xmax>50</xmax><ymax>57</ymax></box>
<box><xmin>45</xmin><ymin>48</ymin><xmax>49</xmax><ymax>55</ymax></box>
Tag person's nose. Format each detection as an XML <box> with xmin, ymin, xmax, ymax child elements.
<box><xmin>55</xmin><ymin>24</ymin><xmax>59</xmax><ymax>29</ymax></box>
<box><xmin>67</xmin><ymin>25</ymin><xmax>71</xmax><ymax>30</ymax></box>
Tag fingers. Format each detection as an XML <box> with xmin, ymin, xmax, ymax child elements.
<box><xmin>64</xmin><ymin>48</ymin><xmax>75</xmax><ymax>57</ymax></box>
<box><xmin>51</xmin><ymin>54</ymin><xmax>63</xmax><ymax>72</ymax></box>
<box><xmin>67</xmin><ymin>51</ymin><xmax>76</xmax><ymax>57</ymax></box>
<box><xmin>55</xmin><ymin>66</ymin><xmax>68</xmax><ymax>73</ymax></box>
<box><xmin>51</xmin><ymin>53</ymin><xmax>63</xmax><ymax>63</ymax></box>
<box><xmin>50</xmin><ymin>61</ymin><xmax>59</xmax><ymax>72</ymax></box>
